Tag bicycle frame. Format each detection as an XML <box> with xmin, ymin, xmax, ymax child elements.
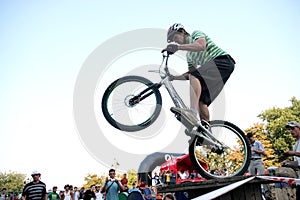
<box><xmin>147</xmin><ymin>53</ymin><xmax>226</xmax><ymax>151</ymax></box>
<box><xmin>153</xmin><ymin>53</ymin><xmax>188</xmax><ymax>109</ymax></box>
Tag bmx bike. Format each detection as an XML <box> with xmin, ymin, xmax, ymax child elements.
<box><xmin>101</xmin><ymin>50</ymin><xmax>251</xmax><ymax>179</ymax></box>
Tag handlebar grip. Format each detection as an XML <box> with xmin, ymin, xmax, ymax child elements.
<box><xmin>161</xmin><ymin>49</ymin><xmax>173</xmax><ymax>55</ymax></box>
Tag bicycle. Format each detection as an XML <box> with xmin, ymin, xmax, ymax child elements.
<box><xmin>101</xmin><ymin>50</ymin><xmax>251</xmax><ymax>179</ymax></box>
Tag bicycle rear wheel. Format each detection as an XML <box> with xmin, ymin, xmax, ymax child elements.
<box><xmin>189</xmin><ymin>120</ymin><xmax>251</xmax><ymax>179</ymax></box>
<box><xmin>102</xmin><ymin>76</ymin><xmax>162</xmax><ymax>132</ymax></box>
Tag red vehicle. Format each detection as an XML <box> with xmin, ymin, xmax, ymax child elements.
<box><xmin>160</xmin><ymin>154</ymin><xmax>206</xmax><ymax>184</ymax></box>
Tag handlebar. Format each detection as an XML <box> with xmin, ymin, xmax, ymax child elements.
<box><xmin>161</xmin><ymin>48</ymin><xmax>174</xmax><ymax>56</ymax></box>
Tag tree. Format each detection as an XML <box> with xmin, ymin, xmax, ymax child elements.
<box><xmin>0</xmin><ymin>171</ymin><xmax>26</xmax><ymax>192</ymax></box>
<box><xmin>82</xmin><ymin>173</ymin><xmax>105</xmax><ymax>189</ymax></box>
<box><xmin>258</xmin><ymin>97</ymin><xmax>300</xmax><ymax>163</ymax></box>
<box><xmin>126</xmin><ymin>169</ymin><xmax>138</xmax><ymax>188</ymax></box>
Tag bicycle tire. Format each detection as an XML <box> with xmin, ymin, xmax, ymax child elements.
<box><xmin>102</xmin><ymin>75</ymin><xmax>162</xmax><ymax>132</ymax></box>
<box><xmin>189</xmin><ymin>120</ymin><xmax>251</xmax><ymax>179</ymax></box>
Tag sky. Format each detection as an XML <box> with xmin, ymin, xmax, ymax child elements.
<box><xmin>1</xmin><ymin>0</ymin><xmax>300</xmax><ymax>191</ymax></box>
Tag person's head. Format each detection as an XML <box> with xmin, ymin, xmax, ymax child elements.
<box><xmin>53</xmin><ymin>186</ymin><xmax>57</xmax><ymax>192</ymax></box>
<box><xmin>109</xmin><ymin>169</ymin><xmax>116</xmax><ymax>179</ymax></box>
<box><xmin>95</xmin><ymin>185</ymin><xmax>100</xmax><ymax>191</ymax></box>
<box><xmin>163</xmin><ymin>193</ymin><xmax>176</xmax><ymax>200</ymax></box>
<box><xmin>1</xmin><ymin>188</ymin><xmax>6</xmax><ymax>194</ymax></box>
<box><xmin>89</xmin><ymin>185</ymin><xmax>95</xmax><ymax>191</ymax></box>
<box><xmin>123</xmin><ymin>173</ymin><xmax>127</xmax><ymax>178</ymax></box>
<box><xmin>285</xmin><ymin>121</ymin><xmax>300</xmax><ymax>139</ymax></box>
<box><xmin>167</xmin><ymin>23</ymin><xmax>189</xmax><ymax>44</ymax></box>
<box><xmin>64</xmin><ymin>184</ymin><xmax>70</xmax><ymax>191</ymax></box>
<box><xmin>31</xmin><ymin>170</ymin><xmax>41</xmax><ymax>182</ymax></box>
<box><xmin>246</xmin><ymin>132</ymin><xmax>255</xmax><ymax>143</ymax></box>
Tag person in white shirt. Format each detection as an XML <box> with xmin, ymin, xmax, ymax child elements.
<box><xmin>94</xmin><ymin>185</ymin><xmax>103</xmax><ymax>200</ymax></box>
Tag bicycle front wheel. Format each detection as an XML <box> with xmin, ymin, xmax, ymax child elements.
<box><xmin>102</xmin><ymin>76</ymin><xmax>162</xmax><ymax>132</ymax></box>
<box><xmin>189</xmin><ymin>120</ymin><xmax>251</xmax><ymax>179</ymax></box>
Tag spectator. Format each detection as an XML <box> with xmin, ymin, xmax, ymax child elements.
<box><xmin>101</xmin><ymin>169</ymin><xmax>124</xmax><ymax>200</ymax></box>
<box><xmin>63</xmin><ymin>185</ymin><xmax>74</xmax><ymax>200</ymax></box>
<box><xmin>170</xmin><ymin>171</ymin><xmax>176</xmax><ymax>185</ymax></box>
<box><xmin>21</xmin><ymin>170</ymin><xmax>47</xmax><ymax>200</ymax></box>
<box><xmin>247</xmin><ymin>132</ymin><xmax>266</xmax><ymax>175</ymax></box>
<box><xmin>282</xmin><ymin>121</ymin><xmax>300</xmax><ymax>199</ymax></box>
<box><xmin>178</xmin><ymin>170</ymin><xmax>188</xmax><ymax>180</ymax></box>
<box><xmin>160</xmin><ymin>171</ymin><xmax>166</xmax><ymax>185</ymax></box>
<box><xmin>163</xmin><ymin>193</ymin><xmax>175</xmax><ymax>200</ymax></box>
<box><xmin>48</xmin><ymin>186</ymin><xmax>60</xmax><ymax>200</ymax></box>
<box><xmin>94</xmin><ymin>185</ymin><xmax>102</xmax><ymax>200</ymax></box>
<box><xmin>128</xmin><ymin>183</ymin><xmax>140</xmax><ymax>194</ymax></box>
<box><xmin>83</xmin><ymin>185</ymin><xmax>95</xmax><ymax>200</ymax></box>
<box><xmin>78</xmin><ymin>188</ymin><xmax>84</xmax><ymax>200</ymax></box>
<box><xmin>148</xmin><ymin>172</ymin><xmax>161</xmax><ymax>186</ymax></box>
<box><xmin>189</xmin><ymin>170</ymin><xmax>197</xmax><ymax>179</ymax></box>
<box><xmin>0</xmin><ymin>188</ymin><xmax>8</xmax><ymax>200</ymax></box>
<box><xmin>165</xmin><ymin>171</ymin><xmax>171</xmax><ymax>185</ymax></box>
<box><xmin>73</xmin><ymin>187</ymin><xmax>79</xmax><ymax>200</ymax></box>
<box><xmin>59</xmin><ymin>191</ymin><xmax>64</xmax><ymax>200</ymax></box>
<box><xmin>140</xmin><ymin>184</ymin><xmax>155</xmax><ymax>200</ymax></box>
<box><xmin>120</xmin><ymin>174</ymin><xmax>128</xmax><ymax>187</ymax></box>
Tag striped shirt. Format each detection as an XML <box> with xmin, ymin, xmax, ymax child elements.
<box><xmin>22</xmin><ymin>181</ymin><xmax>46</xmax><ymax>200</ymax></box>
<box><xmin>187</xmin><ymin>30</ymin><xmax>227</xmax><ymax>68</ymax></box>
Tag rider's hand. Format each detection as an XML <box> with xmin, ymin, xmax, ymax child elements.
<box><xmin>163</xmin><ymin>44</ymin><xmax>178</xmax><ymax>54</ymax></box>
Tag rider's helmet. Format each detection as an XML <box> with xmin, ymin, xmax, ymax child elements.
<box><xmin>167</xmin><ymin>23</ymin><xmax>185</xmax><ymax>43</ymax></box>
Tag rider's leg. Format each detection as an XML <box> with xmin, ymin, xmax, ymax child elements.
<box><xmin>199</xmin><ymin>102</ymin><xmax>209</xmax><ymax>122</ymax></box>
<box><xmin>189</xmin><ymin>74</ymin><xmax>210</xmax><ymax>122</ymax></box>
<box><xmin>189</xmin><ymin>75</ymin><xmax>201</xmax><ymax>119</ymax></box>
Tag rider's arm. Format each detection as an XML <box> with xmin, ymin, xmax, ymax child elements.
<box><xmin>178</xmin><ymin>37</ymin><xmax>206</xmax><ymax>52</ymax></box>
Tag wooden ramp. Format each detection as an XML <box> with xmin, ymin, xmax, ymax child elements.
<box><xmin>157</xmin><ymin>176</ymin><xmax>281</xmax><ymax>200</ymax></box>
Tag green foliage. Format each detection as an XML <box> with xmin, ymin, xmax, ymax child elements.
<box><xmin>258</xmin><ymin>97</ymin><xmax>300</xmax><ymax>163</ymax></box>
<box><xmin>126</xmin><ymin>169</ymin><xmax>138</xmax><ymax>188</ymax></box>
<box><xmin>0</xmin><ymin>171</ymin><xmax>26</xmax><ymax>192</ymax></box>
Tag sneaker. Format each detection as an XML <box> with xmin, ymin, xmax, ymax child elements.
<box><xmin>170</xmin><ymin>107</ymin><xmax>199</xmax><ymax>126</ymax></box>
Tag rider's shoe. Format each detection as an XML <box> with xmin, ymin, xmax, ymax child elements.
<box><xmin>170</xmin><ymin>107</ymin><xmax>199</xmax><ymax>127</ymax></box>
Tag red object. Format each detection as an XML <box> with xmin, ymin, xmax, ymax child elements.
<box><xmin>160</xmin><ymin>154</ymin><xmax>206</xmax><ymax>184</ymax></box>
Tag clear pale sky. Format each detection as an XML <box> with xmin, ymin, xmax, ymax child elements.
<box><xmin>1</xmin><ymin>1</ymin><xmax>299</xmax><ymax>190</ymax></box>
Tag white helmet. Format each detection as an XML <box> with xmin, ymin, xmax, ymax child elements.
<box><xmin>167</xmin><ymin>23</ymin><xmax>184</xmax><ymax>42</ymax></box>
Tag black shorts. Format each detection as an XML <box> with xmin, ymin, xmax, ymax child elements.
<box><xmin>189</xmin><ymin>55</ymin><xmax>235</xmax><ymax>106</ymax></box>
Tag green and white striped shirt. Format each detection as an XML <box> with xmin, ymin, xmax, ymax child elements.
<box><xmin>187</xmin><ymin>30</ymin><xmax>227</xmax><ymax>68</ymax></box>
